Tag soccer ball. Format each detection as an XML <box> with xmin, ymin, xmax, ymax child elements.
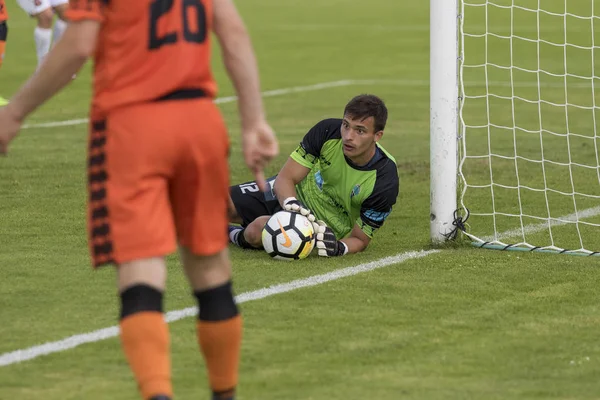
<box><xmin>262</xmin><ymin>211</ymin><xmax>316</xmax><ymax>260</ymax></box>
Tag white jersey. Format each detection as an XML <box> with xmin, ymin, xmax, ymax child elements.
<box><xmin>16</xmin><ymin>0</ymin><xmax>68</xmax><ymax>16</ymax></box>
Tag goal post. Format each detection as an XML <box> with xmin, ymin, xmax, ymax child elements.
<box><xmin>430</xmin><ymin>0</ymin><xmax>459</xmax><ymax>244</ymax></box>
<box><xmin>431</xmin><ymin>0</ymin><xmax>600</xmax><ymax>255</ymax></box>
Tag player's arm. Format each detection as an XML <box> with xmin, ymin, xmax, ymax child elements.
<box><xmin>6</xmin><ymin>19</ymin><xmax>99</xmax><ymax>122</ymax></box>
<box><xmin>275</xmin><ymin>119</ymin><xmax>335</xmax><ymax>219</ymax></box>
<box><xmin>315</xmin><ymin>221</ymin><xmax>371</xmax><ymax>257</ymax></box>
<box><xmin>339</xmin><ymin>205</ymin><xmax>393</xmax><ymax>255</ymax></box>
<box><xmin>341</xmin><ymin>225</ymin><xmax>371</xmax><ymax>254</ymax></box>
<box><xmin>275</xmin><ymin>117</ymin><xmax>344</xmax><ymax>203</ymax></box>
<box><xmin>213</xmin><ymin>0</ymin><xmax>278</xmax><ymax>191</ymax></box>
<box><xmin>315</xmin><ymin>209</ymin><xmax>389</xmax><ymax>257</ymax></box>
<box><xmin>213</xmin><ymin>0</ymin><xmax>264</xmax><ymax>131</ymax></box>
<box><xmin>316</xmin><ymin>167</ymin><xmax>398</xmax><ymax>257</ymax></box>
<box><xmin>273</xmin><ymin>157</ymin><xmax>310</xmax><ymax>207</ymax></box>
<box><xmin>274</xmin><ymin>157</ymin><xmax>316</xmax><ymax>220</ymax></box>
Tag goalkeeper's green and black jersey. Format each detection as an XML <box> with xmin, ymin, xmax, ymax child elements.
<box><xmin>291</xmin><ymin>118</ymin><xmax>399</xmax><ymax>239</ymax></box>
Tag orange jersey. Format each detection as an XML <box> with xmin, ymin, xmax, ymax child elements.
<box><xmin>66</xmin><ymin>0</ymin><xmax>217</xmax><ymax>115</ymax></box>
<box><xmin>0</xmin><ymin>0</ymin><xmax>8</xmax><ymax>22</ymax></box>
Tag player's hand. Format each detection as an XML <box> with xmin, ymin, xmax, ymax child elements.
<box><xmin>314</xmin><ymin>220</ymin><xmax>348</xmax><ymax>257</ymax></box>
<box><xmin>242</xmin><ymin>120</ymin><xmax>279</xmax><ymax>192</ymax></box>
<box><xmin>0</xmin><ymin>104</ymin><xmax>22</xmax><ymax>156</ymax></box>
<box><xmin>282</xmin><ymin>197</ymin><xmax>316</xmax><ymax>223</ymax></box>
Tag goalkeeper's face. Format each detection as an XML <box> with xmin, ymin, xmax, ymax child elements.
<box><xmin>341</xmin><ymin>115</ymin><xmax>384</xmax><ymax>165</ymax></box>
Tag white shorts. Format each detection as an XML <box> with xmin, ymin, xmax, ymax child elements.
<box><xmin>16</xmin><ymin>0</ymin><xmax>68</xmax><ymax>16</ymax></box>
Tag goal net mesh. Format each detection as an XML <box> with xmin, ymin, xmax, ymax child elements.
<box><xmin>458</xmin><ymin>0</ymin><xmax>600</xmax><ymax>255</ymax></box>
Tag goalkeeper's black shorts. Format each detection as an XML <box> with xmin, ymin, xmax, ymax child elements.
<box><xmin>229</xmin><ymin>175</ymin><xmax>282</xmax><ymax>227</ymax></box>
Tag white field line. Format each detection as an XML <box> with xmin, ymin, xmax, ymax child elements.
<box><xmin>22</xmin><ymin>78</ymin><xmax>586</xmax><ymax>130</ymax></box>
<box><xmin>21</xmin><ymin>79</ymin><xmax>399</xmax><ymax>129</ymax></box>
<box><xmin>263</xmin><ymin>24</ymin><xmax>565</xmax><ymax>33</ymax></box>
<box><xmin>265</xmin><ymin>24</ymin><xmax>430</xmax><ymax>32</ymax></box>
<box><xmin>481</xmin><ymin>206</ymin><xmax>600</xmax><ymax>242</ymax></box>
<box><xmin>0</xmin><ymin>249</ymin><xmax>439</xmax><ymax>368</ymax></box>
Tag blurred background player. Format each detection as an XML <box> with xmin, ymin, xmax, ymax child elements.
<box><xmin>229</xmin><ymin>94</ymin><xmax>400</xmax><ymax>257</ymax></box>
<box><xmin>0</xmin><ymin>0</ymin><xmax>7</xmax><ymax>105</ymax></box>
<box><xmin>0</xmin><ymin>0</ymin><xmax>278</xmax><ymax>399</ymax></box>
<box><xmin>16</xmin><ymin>0</ymin><xmax>68</xmax><ymax>67</ymax></box>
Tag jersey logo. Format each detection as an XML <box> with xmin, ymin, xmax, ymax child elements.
<box><xmin>350</xmin><ymin>184</ymin><xmax>361</xmax><ymax>199</ymax></box>
<box><xmin>277</xmin><ymin>219</ymin><xmax>293</xmax><ymax>248</ymax></box>
<box><xmin>314</xmin><ymin>171</ymin><xmax>324</xmax><ymax>190</ymax></box>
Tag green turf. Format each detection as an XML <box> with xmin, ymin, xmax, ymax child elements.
<box><xmin>1</xmin><ymin>0</ymin><xmax>600</xmax><ymax>399</ymax></box>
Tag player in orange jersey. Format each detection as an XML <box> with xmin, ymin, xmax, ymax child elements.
<box><xmin>0</xmin><ymin>1</ymin><xmax>279</xmax><ymax>399</ymax></box>
<box><xmin>0</xmin><ymin>0</ymin><xmax>8</xmax><ymax>105</ymax></box>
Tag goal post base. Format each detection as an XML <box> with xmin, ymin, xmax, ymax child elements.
<box><xmin>469</xmin><ymin>240</ymin><xmax>600</xmax><ymax>257</ymax></box>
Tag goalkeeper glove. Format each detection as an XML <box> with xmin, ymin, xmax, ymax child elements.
<box><xmin>314</xmin><ymin>220</ymin><xmax>349</xmax><ymax>257</ymax></box>
<box><xmin>282</xmin><ymin>197</ymin><xmax>316</xmax><ymax>222</ymax></box>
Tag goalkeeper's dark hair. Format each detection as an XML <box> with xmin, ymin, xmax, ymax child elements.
<box><xmin>343</xmin><ymin>94</ymin><xmax>388</xmax><ymax>132</ymax></box>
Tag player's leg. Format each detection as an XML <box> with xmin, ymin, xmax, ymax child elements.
<box><xmin>50</xmin><ymin>0</ymin><xmax>67</xmax><ymax>44</ymax></box>
<box><xmin>16</xmin><ymin>0</ymin><xmax>53</xmax><ymax>67</ymax></box>
<box><xmin>117</xmin><ymin>257</ymin><xmax>171</xmax><ymax>400</ymax></box>
<box><xmin>49</xmin><ymin>1</ymin><xmax>76</xmax><ymax>79</ymax></box>
<box><xmin>0</xmin><ymin>20</ymin><xmax>7</xmax><ymax>105</ymax></box>
<box><xmin>229</xmin><ymin>215</ymin><xmax>270</xmax><ymax>249</ymax></box>
<box><xmin>16</xmin><ymin>0</ymin><xmax>56</xmax><ymax>68</ymax></box>
<box><xmin>170</xmin><ymin>99</ymin><xmax>241</xmax><ymax>400</ymax></box>
<box><xmin>227</xmin><ymin>195</ymin><xmax>242</xmax><ymax>224</ymax></box>
<box><xmin>228</xmin><ymin>176</ymin><xmax>281</xmax><ymax>249</ymax></box>
<box><xmin>88</xmin><ymin>110</ymin><xmax>179</xmax><ymax>400</ymax></box>
<box><xmin>180</xmin><ymin>248</ymin><xmax>240</xmax><ymax>400</ymax></box>
<box><xmin>33</xmin><ymin>14</ymin><xmax>53</xmax><ymax>67</ymax></box>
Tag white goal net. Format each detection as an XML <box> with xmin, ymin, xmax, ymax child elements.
<box><xmin>458</xmin><ymin>0</ymin><xmax>600</xmax><ymax>255</ymax></box>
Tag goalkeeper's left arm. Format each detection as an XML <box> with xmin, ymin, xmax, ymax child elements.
<box><xmin>315</xmin><ymin>222</ymin><xmax>370</xmax><ymax>257</ymax></box>
<box><xmin>341</xmin><ymin>225</ymin><xmax>371</xmax><ymax>253</ymax></box>
<box><xmin>315</xmin><ymin>203</ymin><xmax>395</xmax><ymax>256</ymax></box>
<box><xmin>317</xmin><ymin>192</ymin><xmax>395</xmax><ymax>256</ymax></box>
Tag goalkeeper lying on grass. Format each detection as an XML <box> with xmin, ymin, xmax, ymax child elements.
<box><xmin>228</xmin><ymin>94</ymin><xmax>399</xmax><ymax>257</ymax></box>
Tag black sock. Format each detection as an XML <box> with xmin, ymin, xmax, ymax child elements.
<box><xmin>233</xmin><ymin>228</ymin><xmax>258</xmax><ymax>250</ymax></box>
<box><xmin>212</xmin><ymin>389</ymin><xmax>235</xmax><ymax>400</ymax></box>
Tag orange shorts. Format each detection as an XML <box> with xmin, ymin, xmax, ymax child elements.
<box><xmin>0</xmin><ymin>40</ymin><xmax>5</xmax><ymax>66</ymax></box>
<box><xmin>87</xmin><ymin>98</ymin><xmax>230</xmax><ymax>267</ymax></box>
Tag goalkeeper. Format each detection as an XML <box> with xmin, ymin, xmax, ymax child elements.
<box><xmin>228</xmin><ymin>94</ymin><xmax>399</xmax><ymax>257</ymax></box>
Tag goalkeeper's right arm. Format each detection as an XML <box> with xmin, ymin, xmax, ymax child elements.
<box><xmin>273</xmin><ymin>157</ymin><xmax>311</xmax><ymax>208</ymax></box>
<box><xmin>282</xmin><ymin>197</ymin><xmax>315</xmax><ymax>222</ymax></box>
<box><xmin>274</xmin><ymin>157</ymin><xmax>316</xmax><ymax>222</ymax></box>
